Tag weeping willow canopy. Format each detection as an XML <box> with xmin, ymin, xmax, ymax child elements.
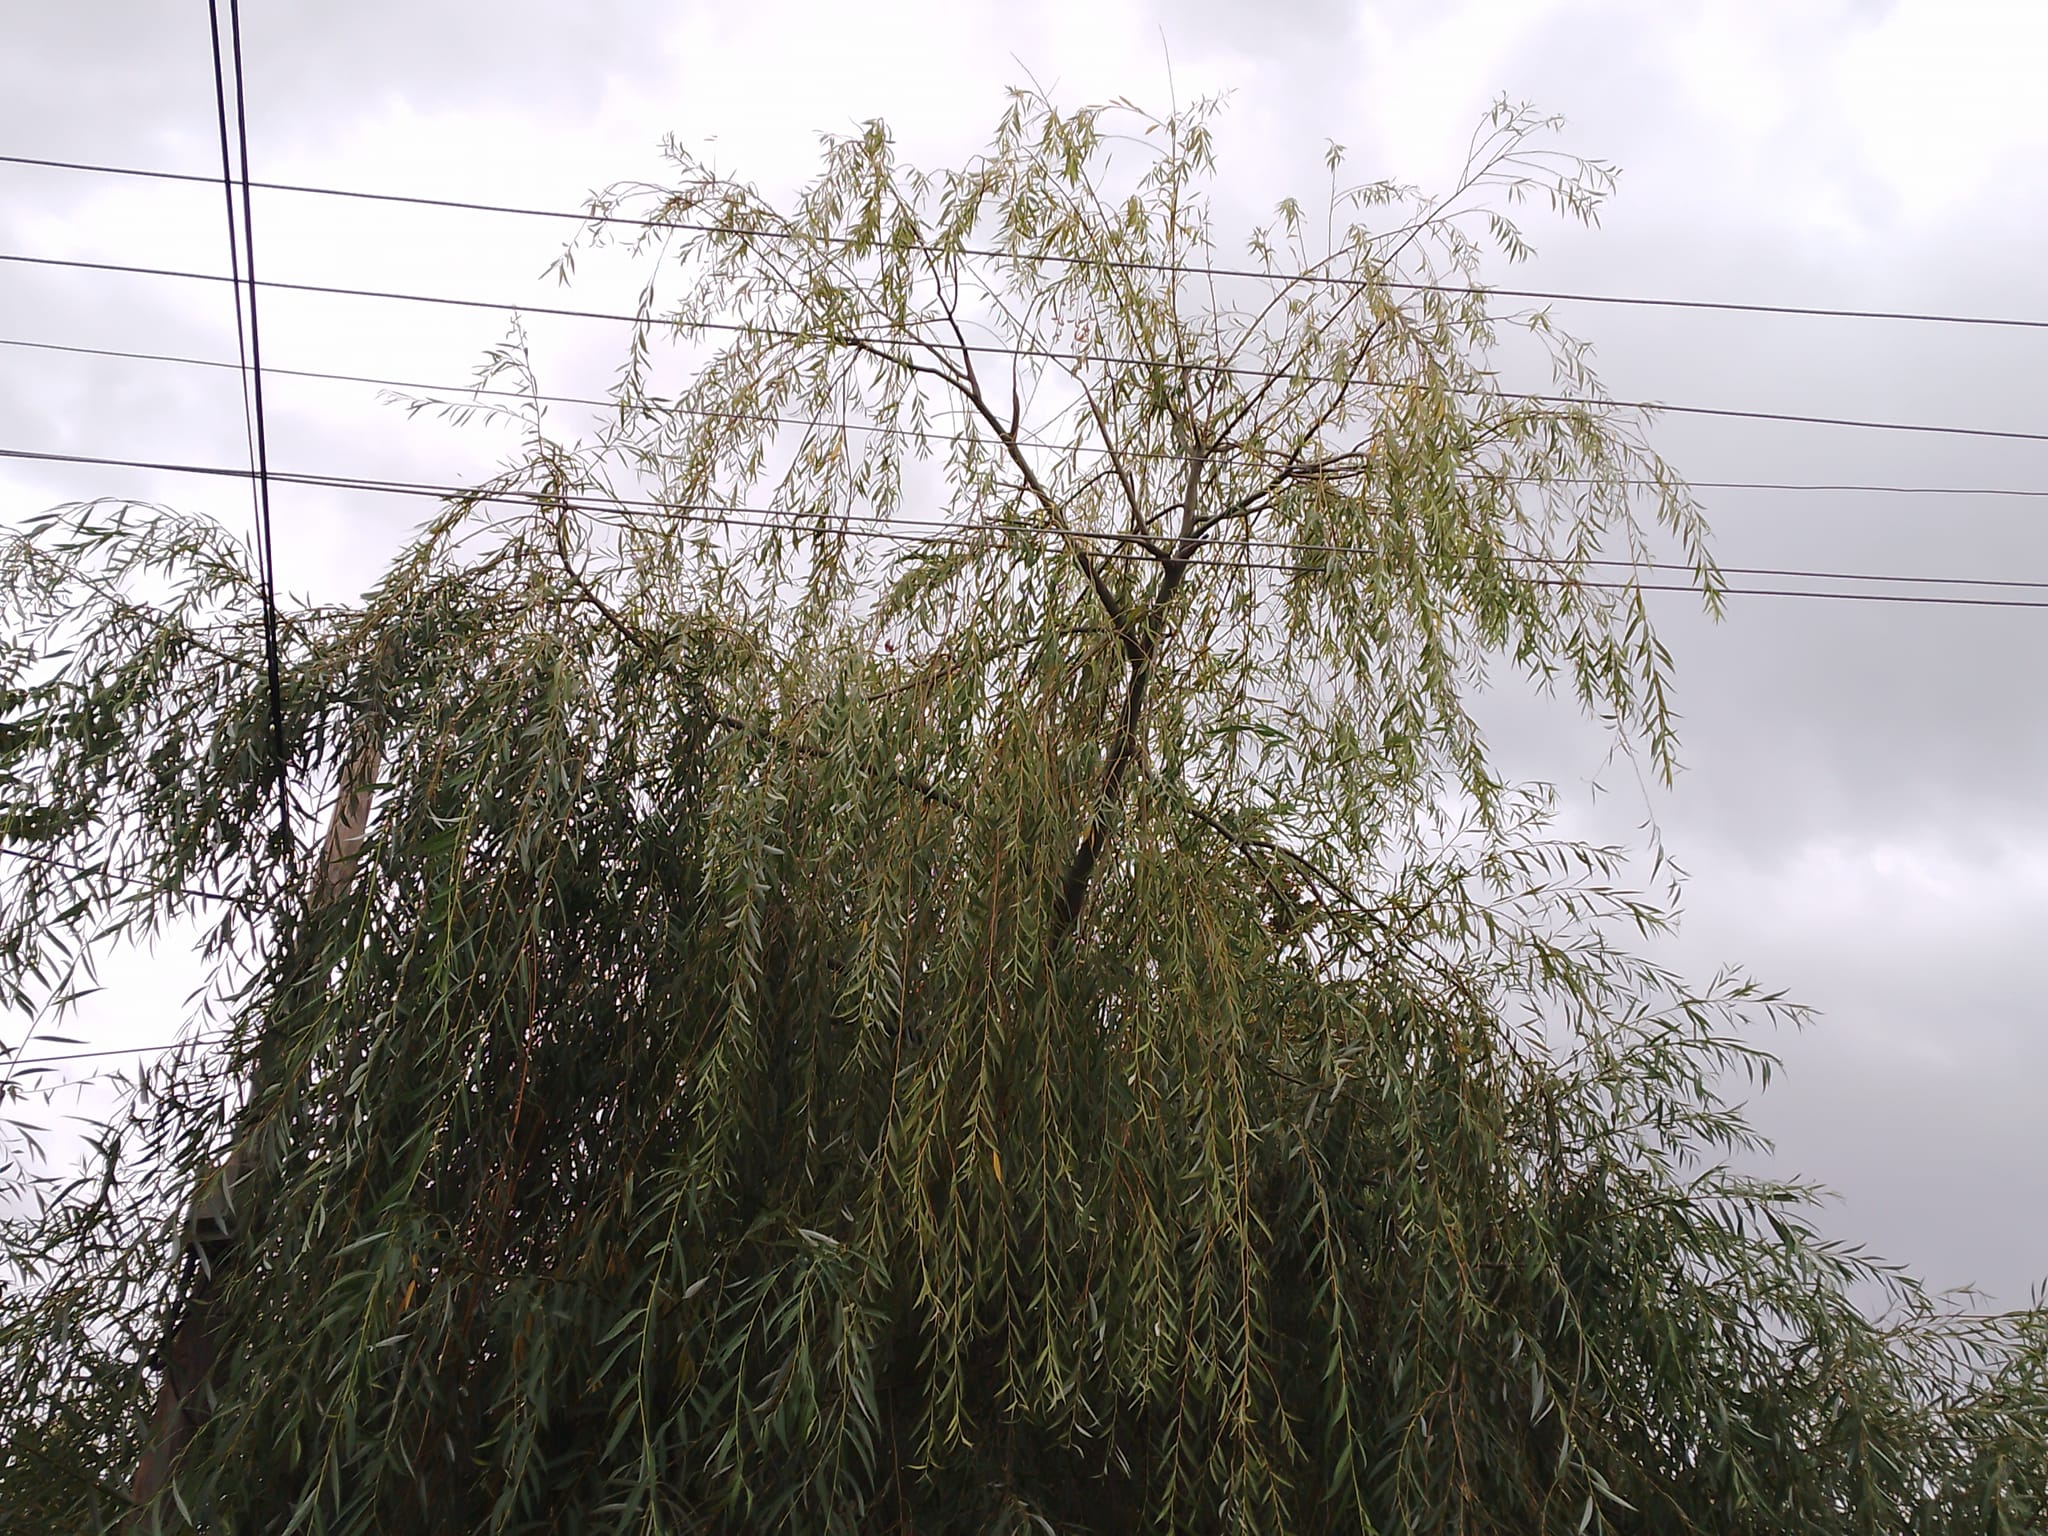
<box><xmin>2</xmin><ymin>89</ymin><xmax>2043</xmax><ymax>1535</ymax></box>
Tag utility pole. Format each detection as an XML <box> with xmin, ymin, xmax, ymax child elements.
<box><xmin>124</xmin><ymin>731</ymin><xmax>381</xmax><ymax>1532</ymax></box>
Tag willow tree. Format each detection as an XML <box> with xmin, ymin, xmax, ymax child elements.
<box><xmin>2</xmin><ymin>90</ymin><xmax>2044</xmax><ymax>1535</ymax></box>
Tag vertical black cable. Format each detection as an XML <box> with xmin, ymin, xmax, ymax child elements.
<box><xmin>207</xmin><ymin>0</ymin><xmax>291</xmax><ymax>850</ymax></box>
<box><xmin>202</xmin><ymin>2</ymin><xmax>259</xmax><ymax>512</ymax></box>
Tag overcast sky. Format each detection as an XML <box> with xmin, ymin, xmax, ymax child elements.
<box><xmin>3</xmin><ymin>0</ymin><xmax>2044</xmax><ymax>1308</ymax></box>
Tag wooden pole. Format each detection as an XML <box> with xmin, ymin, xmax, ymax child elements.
<box><xmin>124</xmin><ymin>731</ymin><xmax>381</xmax><ymax>1532</ymax></box>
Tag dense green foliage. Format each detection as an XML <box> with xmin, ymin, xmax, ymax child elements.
<box><xmin>2</xmin><ymin>90</ymin><xmax>2044</xmax><ymax>1533</ymax></box>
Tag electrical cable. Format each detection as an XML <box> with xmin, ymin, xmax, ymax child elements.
<box><xmin>6</xmin><ymin>439</ymin><xmax>2048</xmax><ymax>607</ymax></box>
<box><xmin>6</xmin><ymin>148</ymin><xmax>2048</xmax><ymax>334</ymax></box>
<box><xmin>0</xmin><ymin>845</ymin><xmax>251</xmax><ymax>905</ymax></box>
<box><xmin>209</xmin><ymin>0</ymin><xmax>290</xmax><ymax>852</ymax></box>
<box><xmin>10</xmin><ymin>247</ymin><xmax>2048</xmax><ymax>447</ymax></box>
<box><xmin>11</xmin><ymin>330</ymin><xmax>2048</xmax><ymax>504</ymax></box>
<box><xmin>4</xmin><ymin>1036</ymin><xmax>228</xmax><ymax>1071</ymax></box>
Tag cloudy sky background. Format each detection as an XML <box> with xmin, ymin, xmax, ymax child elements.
<box><xmin>3</xmin><ymin>0</ymin><xmax>2044</xmax><ymax>1306</ymax></box>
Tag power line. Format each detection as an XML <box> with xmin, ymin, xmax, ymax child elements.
<box><xmin>6</xmin><ymin>148</ymin><xmax>2048</xmax><ymax>335</ymax></box>
<box><xmin>0</xmin><ymin>845</ymin><xmax>251</xmax><ymax>906</ymax></box>
<box><xmin>209</xmin><ymin>0</ymin><xmax>289</xmax><ymax>854</ymax></box>
<box><xmin>7</xmin><ymin>437</ymin><xmax>2041</xmax><ymax>596</ymax></box>
<box><xmin>7</xmin><ymin>438</ymin><xmax>2048</xmax><ymax>608</ymax></box>
<box><xmin>200</xmin><ymin>17</ymin><xmax>259</xmax><ymax>531</ymax></box>
<box><xmin>11</xmin><ymin>247</ymin><xmax>2048</xmax><ymax>449</ymax></box>
<box><xmin>12</xmin><ymin>330</ymin><xmax>2048</xmax><ymax>506</ymax></box>
<box><xmin>5</xmin><ymin>1037</ymin><xmax>226</xmax><ymax>1071</ymax></box>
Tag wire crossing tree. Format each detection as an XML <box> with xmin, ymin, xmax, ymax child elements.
<box><xmin>2</xmin><ymin>88</ymin><xmax>2044</xmax><ymax>1534</ymax></box>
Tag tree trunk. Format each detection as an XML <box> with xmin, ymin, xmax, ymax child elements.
<box><xmin>123</xmin><ymin>731</ymin><xmax>381</xmax><ymax>1531</ymax></box>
